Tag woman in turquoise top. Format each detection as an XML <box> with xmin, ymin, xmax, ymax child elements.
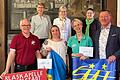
<box><xmin>67</xmin><ymin>19</ymin><xmax>93</xmax><ymax>79</ymax></box>
<box><xmin>68</xmin><ymin>18</ymin><xmax>93</xmax><ymax>58</ymax></box>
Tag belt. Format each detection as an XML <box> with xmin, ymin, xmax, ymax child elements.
<box><xmin>15</xmin><ymin>64</ymin><xmax>36</xmax><ymax>72</ymax></box>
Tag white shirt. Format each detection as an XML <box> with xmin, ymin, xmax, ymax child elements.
<box><xmin>53</xmin><ymin>17</ymin><xmax>71</xmax><ymax>41</ymax></box>
<box><xmin>99</xmin><ymin>23</ymin><xmax>111</xmax><ymax>59</ymax></box>
<box><xmin>30</xmin><ymin>14</ymin><xmax>51</xmax><ymax>39</ymax></box>
<box><xmin>41</xmin><ymin>39</ymin><xmax>67</xmax><ymax>64</ymax></box>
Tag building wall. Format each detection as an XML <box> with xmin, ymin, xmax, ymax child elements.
<box><xmin>106</xmin><ymin>0</ymin><xmax>117</xmax><ymax>25</ymax></box>
<box><xmin>0</xmin><ymin>0</ymin><xmax>5</xmax><ymax>74</ymax></box>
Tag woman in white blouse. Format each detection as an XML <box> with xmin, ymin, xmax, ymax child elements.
<box><xmin>53</xmin><ymin>5</ymin><xmax>71</xmax><ymax>41</ymax></box>
<box><xmin>40</xmin><ymin>25</ymin><xmax>68</xmax><ymax>64</ymax></box>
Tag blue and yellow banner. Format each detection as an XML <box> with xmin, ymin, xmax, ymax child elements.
<box><xmin>72</xmin><ymin>58</ymin><xmax>116</xmax><ymax>80</ymax></box>
<box><xmin>48</xmin><ymin>50</ymin><xmax>67</xmax><ymax>80</ymax></box>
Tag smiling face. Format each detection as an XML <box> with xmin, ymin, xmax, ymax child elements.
<box><xmin>86</xmin><ymin>9</ymin><xmax>95</xmax><ymax>20</ymax></box>
<box><xmin>72</xmin><ymin>19</ymin><xmax>83</xmax><ymax>33</ymax></box>
<box><xmin>36</xmin><ymin>3</ymin><xmax>44</xmax><ymax>16</ymax></box>
<box><xmin>20</xmin><ymin>19</ymin><xmax>31</xmax><ymax>34</ymax></box>
<box><xmin>99</xmin><ymin>11</ymin><xmax>111</xmax><ymax>28</ymax></box>
<box><xmin>59</xmin><ymin>6</ymin><xmax>67</xmax><ymax>19</ymax></box>
<box><xmin>50</xmin><ymin>25</ymin><xmax>60</xmax><ymax>39</ymax></box>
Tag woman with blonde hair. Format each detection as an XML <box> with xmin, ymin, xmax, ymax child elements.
<box><xmin>53</xmin><ymin>5</ymin><xmax>71</xmax><ymax>41</ymax></box>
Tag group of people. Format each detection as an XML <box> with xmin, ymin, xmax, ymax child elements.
<box><xmin>0</xmin><ymin>1</ymin><xmax>120</xmax><ymax>80</ymax></box>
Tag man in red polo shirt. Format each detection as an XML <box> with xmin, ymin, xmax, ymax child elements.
<box><xmin>0</xmin><ymin>19</ymin><xmax>42</xmax><ymax>78</ymax></box>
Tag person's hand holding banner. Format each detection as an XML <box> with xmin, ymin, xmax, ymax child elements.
<box><xmin>108</xmin><ymin>55</ymin><xmax>116</xmax><ymax>63</ymax></box>
<box><xmin>1</xmin><ymin>69</ymin><xmax>47</xmax><ymax>80</ymax></box>
<box><xmin>0</xmin><ymin>70</ymin><xmax>8</xmax><ymax>79</ymax></box>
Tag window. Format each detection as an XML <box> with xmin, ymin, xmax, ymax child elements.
<box><xmin>7</xmin><ymin>0</ymin><xmax>104</xmax><ymax>33</ymax></box>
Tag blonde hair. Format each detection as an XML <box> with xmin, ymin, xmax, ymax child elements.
<box><xmin>72</xmin><ymin>18</ymin><xmax>83</xmax><ymax>25</ymax></box>
<box><xmin>59</xmin><ymin>5</ymin><xmax>67</xmax><ymax>12</ymax></box>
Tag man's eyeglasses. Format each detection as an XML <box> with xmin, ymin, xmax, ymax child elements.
<box><xmin>21</xmin><ymin>25</ymin><xmax>31</xmax><ymax>27</ymax></box>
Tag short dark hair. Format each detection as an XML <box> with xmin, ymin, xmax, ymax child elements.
<box><xmin>99</xmin><ymin>9</ymin><xmax>112</xmax><ymax>16</ymax></box>
<box><xmin>86</xmin><ymin>8</ymin><xmax>94</xmax><ymax>12</ymax></box>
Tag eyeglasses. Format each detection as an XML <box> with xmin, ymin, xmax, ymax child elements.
<box><xmin>37</xmin><ymin>6</ymin><xmax>44</xmax><ymax>8</ymax></box>
<box><xmin>59</xmin><ymin>11</ymin><xmax>66</xmax><ymax>13</ymax></box>
<box><xmin>21</xmin><ymin>25</ymin><xmax>31</xmax><ymax>27</ymax></box>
